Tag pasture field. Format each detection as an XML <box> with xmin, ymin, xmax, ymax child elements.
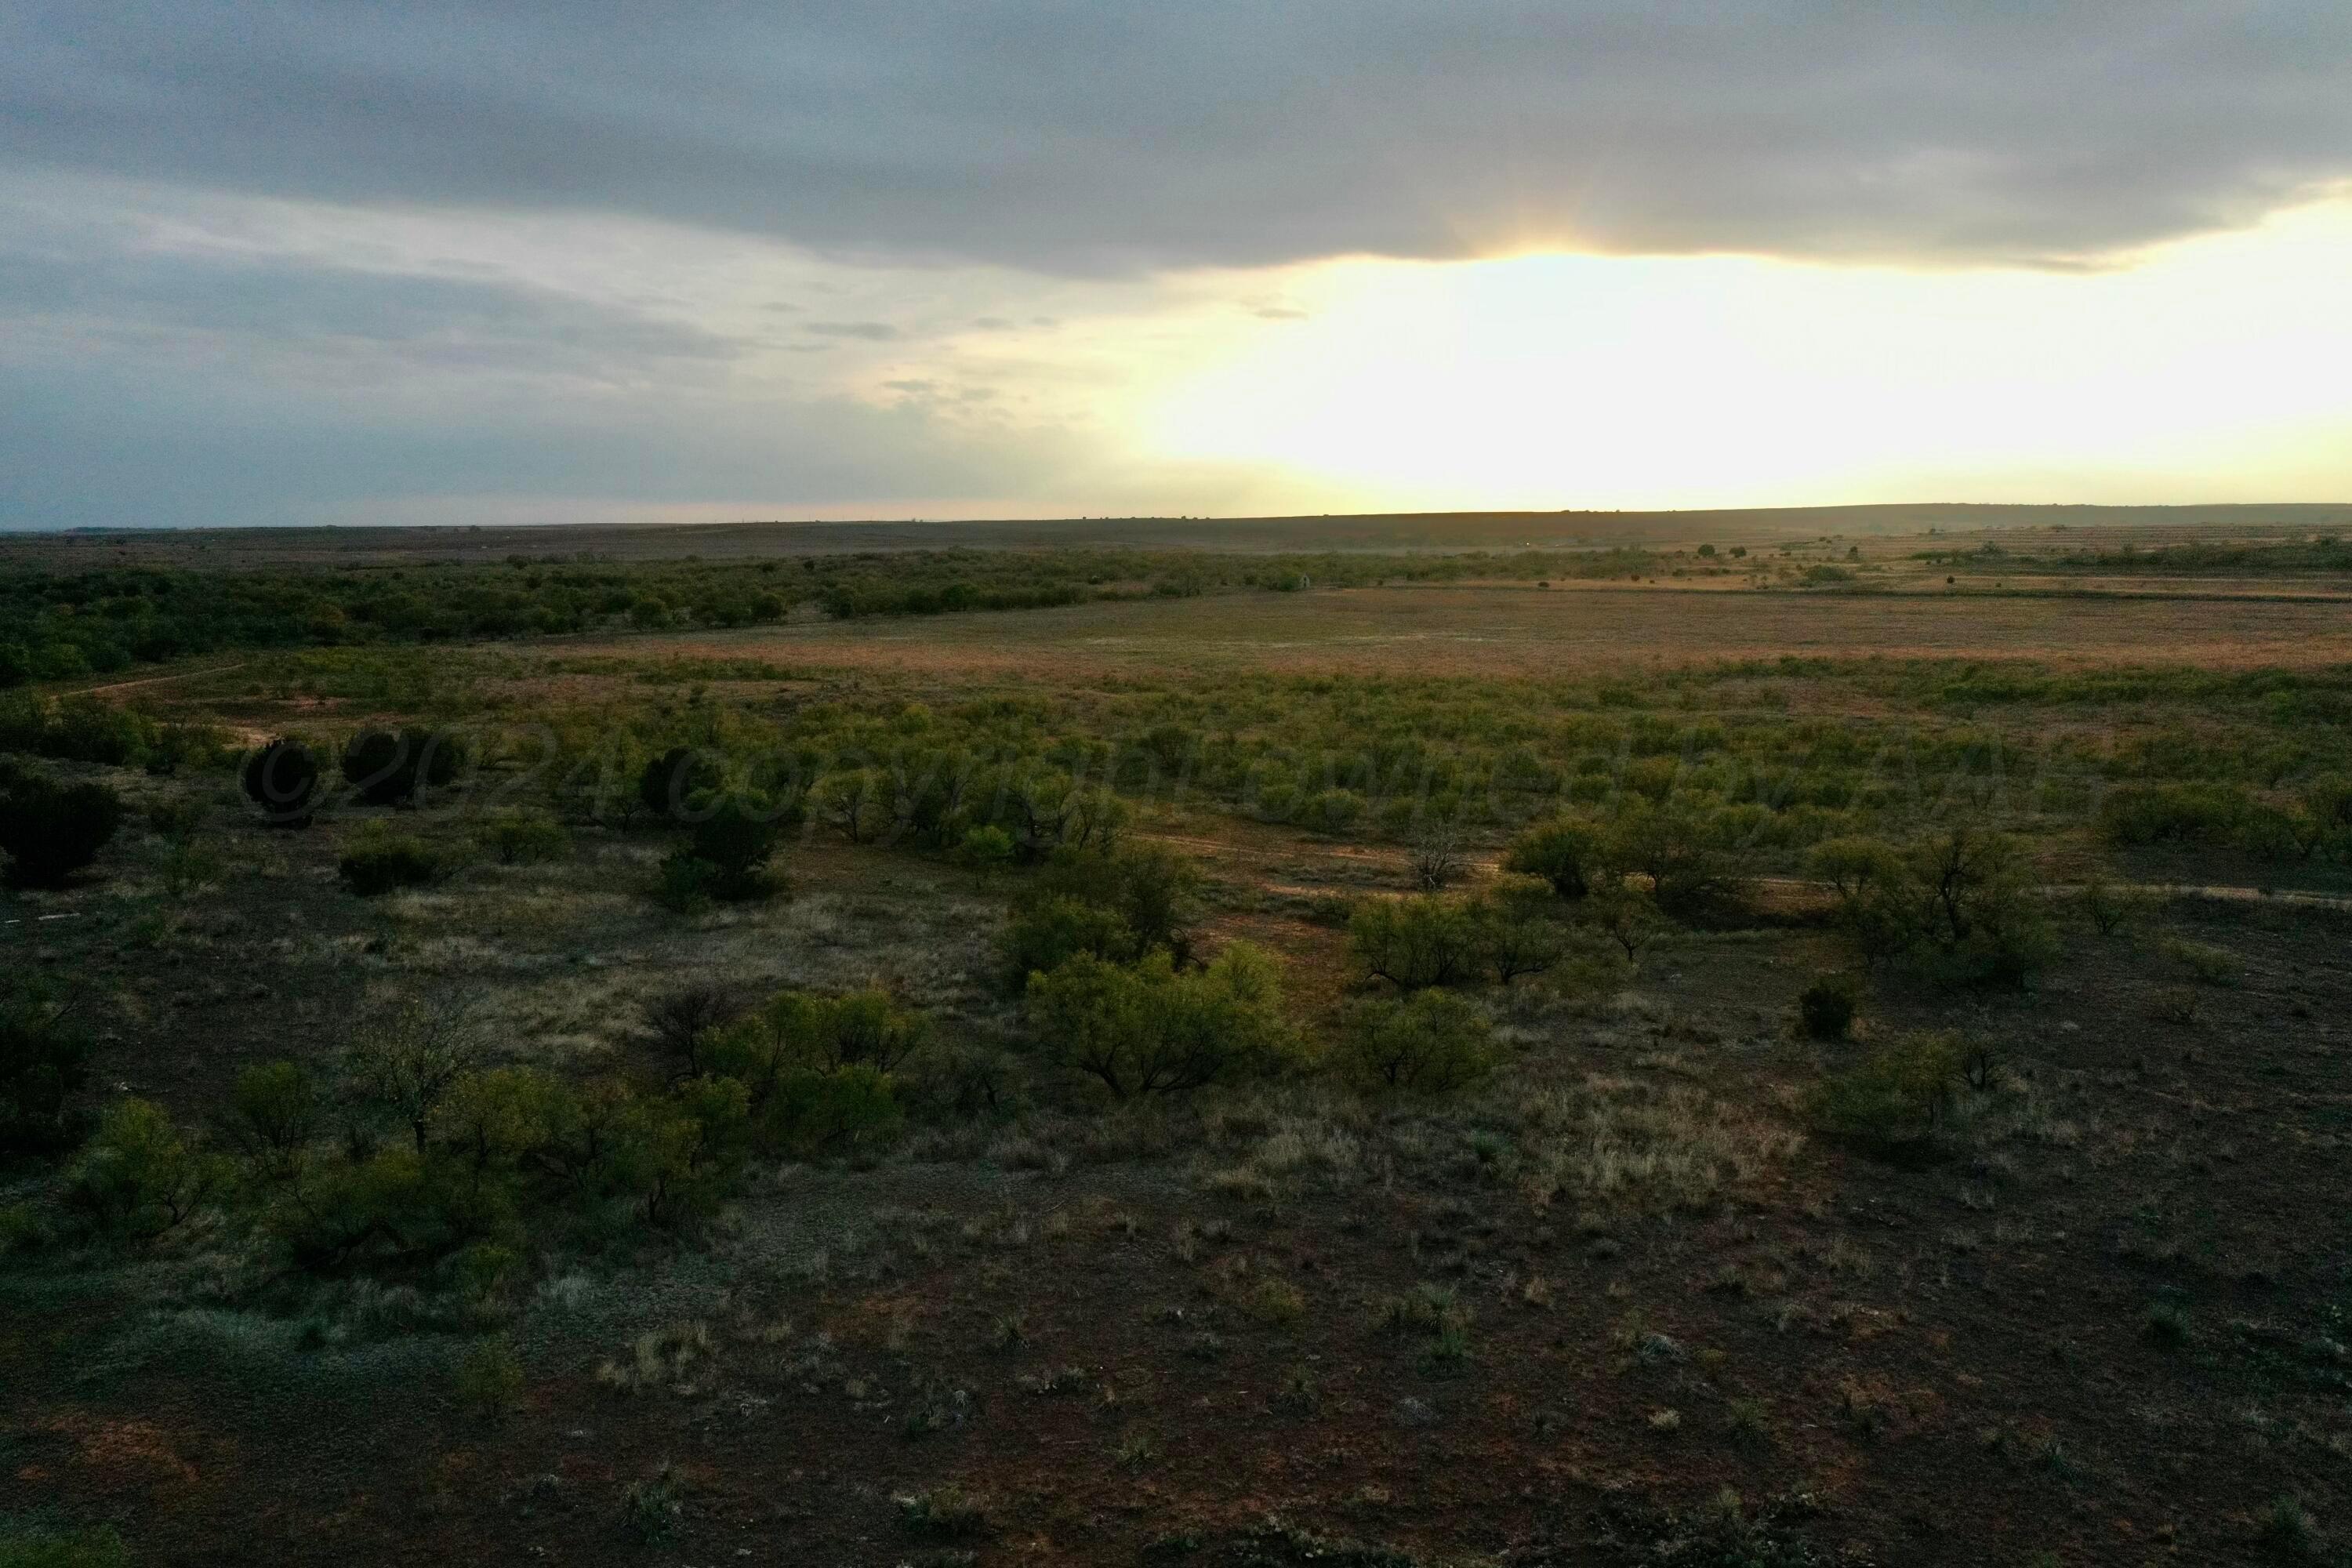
<box><xmin>5</xmin><ymin>519</ymin><xmax>2352</xmax><ymax>1567</ymax></box>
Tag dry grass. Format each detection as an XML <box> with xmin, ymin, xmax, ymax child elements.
<box><xmin>1515</xmin><ymin>1078</ymin><xmax>1805</xmax><ymax>1216</ymax></box>
<box><xmin>538</xmin><ymin>583</ymin><xmax>2352</xmax><ymax>681</ymax></box>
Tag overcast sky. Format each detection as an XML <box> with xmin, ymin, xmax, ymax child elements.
<box><xmin>5</xmin><ymin>2</ymin><xmax>2350</xmax><ymax>527</ymax></box>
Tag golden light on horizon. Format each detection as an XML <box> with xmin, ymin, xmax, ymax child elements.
<box><xmin>1139</xmin><ymin>194</ymin><xmax>2352</xmax><ymax>513</ymax></box>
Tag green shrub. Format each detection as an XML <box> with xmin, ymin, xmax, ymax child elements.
<box><xmin>0</xmin><ymin>696</ymin><xmax>153</xmax><ymax>768</ymax></box>
<box><xmin>654</xmin><ymin>851</ymin><xmax>716</xmax><ymax>911</ymax></box>
<box><xmin>0</xmin><ymin>1517</ymin><xmax>129</xmax><ymax>1568</ymax></box>
<box><xmin>638</xmin><ymin>982</ymin><xmax>750</xmax><ymax>1080</ymax></box>
<box><xmin>66</xmin><ymin>1099</ymin><xmax>227</xmax><ymax>1241</ymax></box>
<box><xmin>146</xmin><ymin>797</ymin><xmax>207</xmax><ymax>845</ymax></box>
<box><xmin>142</xmin><ymin>721</ymin><xmax>225</xmax><ymax>778</ymax></box>
<box><xmin>2303</xmin><ymin>775</ymin><xmax>2352</xmax><ymax>862</ymax></box>
<box><xmin>1336</xmin><ymin>990</ymin><xmax>1497</xmax><ymax>1094</ymax></box>
<box><xmin>241</xmin><ymin>737</ymin><xmax>321</xmax><ymax>827</ymax></box>
<box><xmin>686</xmin><ymin>792</ymin><xmax>797</xmax><ymax>901</ymax></box>
<box><xmin>227</xmin><ymin>1061</ymin><xmax>319</xmax><ymax>1178</ymax></box>
<box><xmin>1025</xmin><ymin>943</ymin><xmax>1294</xmax><ymax>1098</ymax></box>
<box><xmin>810</xmin><ymin>767</ymin><xmax>891</xmax><ymax>843</ymax></box>
<box><xmin>1348</xmin><ymin>895</ymin><xmax>1483</xmax><ymax>989</ymax></box>
<box><xmin>1812</xmin><ymin>827</ymin><xmax>2054</xmax><ymax>985</ymax></box>
<box><xmin>1504</xmin><ymin>816</ymin><xmax>1602</xmax><ymax>898</ymax></box>
<box><xmin>1586</xmin><ymin>885</ymin><xmax>1668</xmax><ymax>962</ymax></box>
<box><xmin>350</xmin><ymin>999</ymin><xmax>490</xmax><ymax>1153</ymax></box>
<box><xmin>454</xmin><ymin>1336</ymin><xmax>526</xmax><ymax>1421</ymax></box>
<box><xmin>630</xmin><ymin>1076</ymin><xmax>754</xmax><ymax>1225</ymax></box>
<box><xmin>1909</xmin><ymin>826</ymin><xmax>2056</xmax><ymax>985</ymax></box>
<box><xmin>956</xmin><ymin>824</ymin><xmax>1016</xmax><ymax>866</ymax></box>
<box><xmin>1472</xmin><ymin>891</ymin><xmax>1565</xmax><ymax>983</ymax></box>
<box><xmin>2161</xmin><ymin>936</ymin><xmax>2240</xmax><ymax>986</ymax></box>
<box><xmin>1298</xmin><ymin>787</ymin><xmax>1367</xmax><ymax>835</ymax></box>
<box><xmin>1806</xmin><ymin>1032</ymin><xmax>1969</xmax><ymax>1150</ymax></box>
<box><xmin>341</xmin><ymin>726</ymin><xmax>466</xmax><ymax>807</ymax></box>
<box><xmin>897</xmin><ymin>1484</ymin><xmax>992</xmax><ymax>1541</ymax></box>
<box><xmin>2257</xmin><ymin>1494</ymin><xmax>2324</xmax><ymax>1562</ymax></box>
<box><xmin>1002</xmin><ymin>844</ymin><xmax>1200</xmax><ymax>982</ymax></box>
<box><xmin>338</xmin><ymin>829</ymin><xmax>444</xmax><ymax>895</ymax></box>
<box><xmin>1</xmin><ymin>989</ymin><xmax>93</xmax><ymax>1160</ymax></box>
<box><xmin>1797</xmin><ymin>975</ymin><xmax>1857</xmax><ymax>1040</ymax></box>
<box><xmin>1034</xmin><ymin>844</ymin><xmax>1196</xmax><ymax>955</ymax></box>
<box><xmin>759</xmin><ymin>1063</ymin><xmax>902</xmax><ymax>1159</ymax></box>
<box><xmin>692</xmin><ymin>989</ymin><xmax>920</xmax><ymax>1156</ymax></box>
<box><xmin>637</xmin><ymin>746</ymin><xmax>720</xmax><ymax>822</ymax></box>
<box><xmin>706</xmin><ymin>988</ymin><xmax>931</xmax><ymax>1081</ymax></box>
<box><xmin>476</xmin><ymin>808</ymin><xmax>570</xmax><ymax>866</ymax></box>
<box><xmin>266</xmin><ymin>1144</ymin><xmax>498</xmax><ymax>1272</ymax></box>
<box><xmin>2097</xmin><ymin>782</ymin><xmax>2258</xmax><ymax>848</ymax></box>
<box><xmin>0</xmin><ymin>771</ymin><xmax>122</xmax><ymax>889</ymax></box>
<box><xmin>1602</xmin><ymin>801</ymin><xmax>1746</xmax><ymax>918</ymax></box>
<box><xmin>2075</xmin><ymin>870</ymin><xmax>2158</xmax><ymax>936</ymax></box>
<box><xmin>1809</xmin><ymin>835</ymin><xmax>1926</xmax><ymax>965</ymax></box>
<box><xmin>1004</xmin><ymin>895</ymin><xmax>1136</xmax><ymax>982</ymax></box>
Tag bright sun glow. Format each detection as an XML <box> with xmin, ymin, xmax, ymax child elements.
<box><xmin>1139</xmin><ymin>196</ymin><xmax>2352</xmax><ymax>512</ymax></box>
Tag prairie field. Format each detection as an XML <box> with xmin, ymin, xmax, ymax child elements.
<box><xmin>555</xmin><ymin>582</ymin><xmax>2352</xmax><ymax>677</ymax></box>
<box><xmin>5</xmin><ymin>517</ymin><xmax>2352</xmax><ymax>1567</ymax></box>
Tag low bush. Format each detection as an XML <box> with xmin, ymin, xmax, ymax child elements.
<box><xmin>1335</xmin><ymin>990</ymin><xmax>1497</xmax><ymax>1094</ymax></box>
<box><xmin>1811</xmin><ymin>826</ymin><xmax>2055</xmax><ymax>986</ymax></box>
<box><xmin>227</xmin><ymin>1061</ymin><xmax>320</xmax><ymax>1179</ymax></box>
<box><xmin>686</xmin><ymin>792</ymin><xmax>797</xmax><ymax>901</ymax></box>
<box><xmin>1474</xmin><ymin>888</ymin><xmax>1566</xmax><ymax>983</ymax></box>
<box><xmin>2161</xmin><ymin>936</ymin><xmax>2240</xmax><ymax>986</ymax></box>
<box><xmin>143</xmin><ymin>721</ymin><xmax>227</xmax><ymax>778</ymax></box>
<box><xmin>756</xmin><ymin>1062</ymin><xmax>902</xmax><ymax>1160</ymax></box>
<box><xmin>65</xmin><ymin>1098</ymin><xmax>228</xmax><ymax>1241</ymax></box>
<box><xmin>1603</xmin><ymin>800</ymin><xmax>1748</xmax><ymax>919</ymax></box>
<box><xmin>2075</xmin><ymin>871</ymin><xmax>2159</xmax><ymax>936</ymax></box>
<box><xmin>1298</xmin><ymin>787</ymin><xmax>1367</xmax><ymax>835</ymax></box>
<box><xmin>241</xmin><ymin>737</ymin><xmax>322</xmax><ymax>827</ymax></box>
<box><xmin>0</xmin><ymin>770</ymin><xmax>122</xmax><ymax>889</ymax></box>
<box><xmin>638</xmin><ymin>983</ymin><xmax>750</xmax><ymax>1080</ymax></box>
<box><xmin>1348</xmin><ymin>895</ymin><xmax>1483</xmax><ymax>990</ymax></box>
<box><xmin>1025</xmin><ymin>943</ymin><xmax>1294</xmax><ymax>1098</ymax></box>
<box><xmin>956</xmin><ymin>824</ymin><xmax>1016</xmax><ymax>866</ymax></box>
<box><xmin>339</xmin><ymin>830</ymin><xmax>445</xmax><ymax>895</ymax></box>
<box><xmin>1586</xmin><ymin>885</ymin><xmax>1668</xmax><ymax>962</ymax></box>
<box><xmin>2</xmin><ymin>989</ymin><xmax>93</xmax><ymax>1161</ymax></box>
<box><xmin>1806</xmin><ymin>1031</ymin><xmax>1969</xmax><ymax>1151</ymax></box>
<box><xmin>654</xmin><ymin>851</ymin><xmax>716</xmax><ymax>912</ymax></box>
<box><xmin>454</xmin><ymin>1337</ymin><xmax>527</xmax><ymax>1421</ymax></box>
<box><xmin>1796</xmin><ymin>975</ymin><xmax>1858</xmax><ymax>1040</ymax></box>
<box><xmin>2097</xmin><ymin>782</ymin><xmax>2260</xmax><ymax>848</ymax></box>
<box><xmin>1004</xmin><ymin>895</ymin><xmax>1136</xmax><ymax>981</ymax></box>
<box><xmin>1504</xmin><ymin>816</ymin><xmax>1602</xmax><ymax>899</ymax></box>
<box><xmin>476</xmin><ymin>809</ymin><xmax>569</xmax><ymax>866</ymax></box>
<box><xmin>1002</xmin><ymin>844</ymin><xmax>1200</xmax><ymax>982</ymax></box>
<box><xmin>637</xmin><ymin>746</ymin><xmax>722</xmax><ymax>822</ymax></box>
<box><xmin>0</xmin><ymin>694</ymin><xmax>154</xmax><ymax>768</ymax></box>
<box><xmin>692</xmin><ymin>987</ymin><xmax>924</xmax><ymax>1156</ymax></box>
<box><xmin>341</xmin><ymin>726</ymin><xmax>467</xmax><ymax>808</ymax></box>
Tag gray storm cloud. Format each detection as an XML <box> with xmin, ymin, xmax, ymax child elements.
<box><xmin>5</xmin><ymin>1</ymin><xmax>2350</xmax><ymax>270</ymax></box>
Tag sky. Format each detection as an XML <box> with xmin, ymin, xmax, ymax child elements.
<box><xmin>4</xmin><ymin>2</ymin><xmax>2351</xmax><ymax>528</ymax></box>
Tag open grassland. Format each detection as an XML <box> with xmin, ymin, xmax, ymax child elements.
<box><xmin>549</xmin><ymin>581</ymin><xmax>2352</xmax><ymax>677</ymax></box>
<box><xmin>5</xmin><ymin>539</ymin><xmax>2352</xmax><ymax>1568</ymax></box>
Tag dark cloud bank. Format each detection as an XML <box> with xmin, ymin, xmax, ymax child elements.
<box><xmin>8</xmin><ymin>1</ymin><xmax>2350</xmax><ymax>271</ymax></box>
